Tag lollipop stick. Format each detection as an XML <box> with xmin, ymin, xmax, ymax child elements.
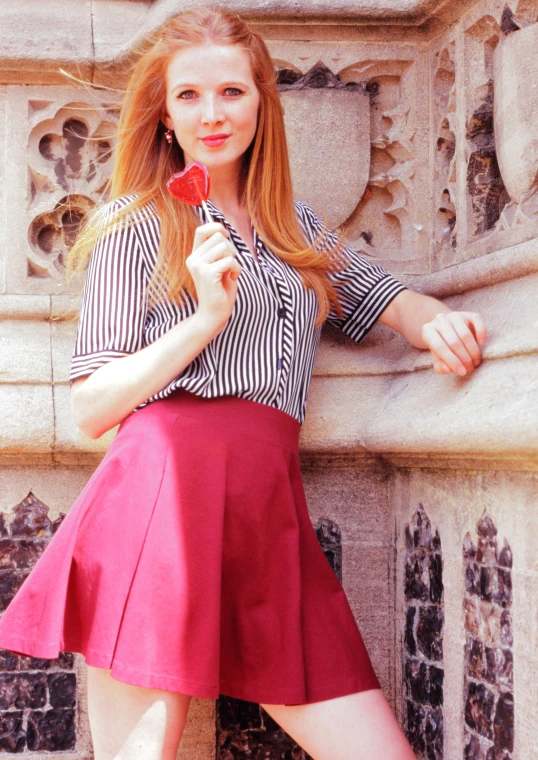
<box><xmin>201</xmin><ymin>198</ymin><xmax>213</xmax><ymax>225</ymax></box>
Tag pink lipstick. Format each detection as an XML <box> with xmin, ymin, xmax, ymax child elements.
<box><xmin>201</xmin><ymin>134</ymin><xmax>230</xmax><ymax>147</ymax></box>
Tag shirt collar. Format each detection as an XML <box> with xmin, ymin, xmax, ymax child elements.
<box><xmin>195</xmin><ymin>199</ymin><xmax>261</xmax><ymax>257</ymax></box>
<box><xmin>200</xmin><ymin>197</ymin><xmax>225</xmax><ymax>222</ymax></box>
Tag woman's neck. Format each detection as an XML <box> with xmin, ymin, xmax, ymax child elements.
<box><xmin>205</xmin><ymin>158</ymin><xmax>246</xmax><ymax>215</ymax></box>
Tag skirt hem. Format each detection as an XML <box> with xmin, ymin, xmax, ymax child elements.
<box><xmin>0</xmin><ymin>632</ymin><xmax>381</xmax><ymax>706</ymax></box>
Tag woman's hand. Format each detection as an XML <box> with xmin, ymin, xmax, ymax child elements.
<box><xmin>421</xmin><ymin>311</ymin><xmax>487</xmax><ymax>376</ymax></box>
<box><xmin>187</xmin><ymin>222</ymin><xmax>242</xmax><ymax>334</ymax></box>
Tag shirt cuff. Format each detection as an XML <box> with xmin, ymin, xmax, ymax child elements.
<box><xmin>339</xmin><ymin>276</ymin><xmax>408</xmax><ymax>344</ymax></box>
<box><xmin>69</xmin><ymin>350</ymin><xmax>132</xmax><ymax>382</ymax></box>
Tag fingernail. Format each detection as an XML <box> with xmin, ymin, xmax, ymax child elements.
<box><xmin>457</xmin><ymin>366</ymin><xmax>466</xmax><ymax>375</ymax></box>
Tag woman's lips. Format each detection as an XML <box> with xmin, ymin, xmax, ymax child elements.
<box><xmin>201</xmin><ymin>135</ymin><xmax>230</xmax><ymax>147</ymax></box>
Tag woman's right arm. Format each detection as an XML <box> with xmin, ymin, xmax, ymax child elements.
<box><xmin>71</xmin><ymin>313</ymin><xmax>221</xmax><ymax>439</ymax></box>
<box><xmin>71</xmin><ymin>216</ymin><xmax>241</xmax><ymax>439</ymax></box>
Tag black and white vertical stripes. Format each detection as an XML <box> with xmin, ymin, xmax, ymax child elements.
<box><xmin>69</xmin><ymin>195</ymin><xmax>408</xmax><ymax>424</ymax></box>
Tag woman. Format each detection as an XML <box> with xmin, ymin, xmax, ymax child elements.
<box><xmin>0</xmin><ymin>7</ymin><xmax>485</xmax><ymax>759</ymax></box>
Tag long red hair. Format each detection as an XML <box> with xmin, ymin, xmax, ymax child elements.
<box><xmin>65</xmin><ymin>5</ymin><xmax>351</xmax><ymax>326</ymax></box>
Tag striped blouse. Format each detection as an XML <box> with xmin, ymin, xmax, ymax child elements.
<box><xmin>69</xmin><ymin>194</ymin><xmax>408</xmax><ymax>425</ymax></box>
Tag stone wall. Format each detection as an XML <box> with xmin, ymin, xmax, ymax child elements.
<box><xmin>0</xmin><ymin>0</ymin><xmax>537</xmax><ymax>758</ymax></box>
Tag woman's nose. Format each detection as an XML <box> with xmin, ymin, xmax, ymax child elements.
<box><xmin>201</xmin><ymin>96</ymin><xmax>224</xmax><ymax>123</ymax></box>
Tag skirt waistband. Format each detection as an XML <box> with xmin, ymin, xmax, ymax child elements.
<box><xmin>123</xmin><ymin>389</ymin><xmax>301</xmax><ymax>452</ymax></box>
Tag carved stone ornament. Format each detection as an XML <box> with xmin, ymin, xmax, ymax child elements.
<box><xmin>274</xmin><ymin>59</ymin><xmax>422</xmax><ymax>267</ymax></box>
<box><xmin>493</xmin><ymin>23</ymin><xmax>538</xmax><ymax>204</ymax></box>
<box><xmin>26</xmin><ymin>100</ymin><xmax>117</xmax><ymax>279</ymax></box>
<box><xmin>280</xmin><ymin>87</ymin><xmax>371</xmax><ymax>229</ymax></box>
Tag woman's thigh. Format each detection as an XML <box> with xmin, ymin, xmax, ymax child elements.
<box><xmin>260</xmin><ymin>687</ymin><xmax>416</xmax><ymax>760</ymax></box>
<box><xmin>86</xmin><ymin>664</ymin><xmax>192</xmax><ymax>760</ymax></box>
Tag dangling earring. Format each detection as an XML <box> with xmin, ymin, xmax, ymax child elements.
<box><xmin>165</xmin><ymin>128</ymin><xmax>173</xmax><ymax>144</ymax></box>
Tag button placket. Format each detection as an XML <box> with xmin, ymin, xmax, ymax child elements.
<box><xmin>269</xmin><ymin>267</ymin><xmax>294</xmax><ymax>406</ymax></box>
<box><xmin>199</xmin><ymin>201</ymin><xmax>292</xmax><ymax>403</ymax></box>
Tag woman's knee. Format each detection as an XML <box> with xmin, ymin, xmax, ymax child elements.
<box><xmin>86</xmin><ymin>664</ymin><xmax>192</xmax><ymax>760</ymax></box>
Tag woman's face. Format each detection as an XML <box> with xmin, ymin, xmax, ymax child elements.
<box><xmin>164</xmin><ymin>43</ymin><xmax>261</xmax><ymax>174</ymax></box>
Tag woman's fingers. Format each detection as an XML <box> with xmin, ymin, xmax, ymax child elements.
<box><xmin>440</xmin><ymin>312</ymin><xmax>482</xmax><ymax>370</ymax></box>
<box><xmin>441</xmin><ymin>313</ymin><xmax>476</xmax><ymax>369</ymax></box>
<box><xmin>423</xmin><ymin>311</ymin><xmax>486</xmax><ymax>376</ymax></box>
<box><xmin>462</xmin><ymin>311</ymin><xmax>487</xmax><ymax>347</ymax></box>
<box><xmin>423</xmin><ymin>322</ymin><xmax>471</xmax><ymax>375</ymax></box>
<box><xmin>432</xmin><ymin>358</ymin><xmax>451</xmax><ymax>374</ymax></box>
<box><xmin>452</xmin><ymin>312</ymin><xmax>487</xmax><ymax>367</ymax></box>
<box><xmin>198</xmin><ymin>240</ymin><xmax>234</xmax><ymax>262</ymax></box>
<box><xmin>193</xmin><ymin>233</ymin><xmax>231</xmax><ymax>260</ymax></box>
<box><xmin>212</xmin><ymin>256</ymin><xmax>242</xmax><ymax>278</ymax></box>
<box><xmin>192</xmin><ymin>223</ymin><xmax>229</xmax><ymax>254</ymax></box>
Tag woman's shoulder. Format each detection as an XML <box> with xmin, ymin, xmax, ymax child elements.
<box><xmin>92</xmin><ymin>194</ymin><xmax>160</xmax><ymax>271</ymax></box>
<box><xmin>292</xmin><ymin>200</ymin><xmax>327</xmax><ymax>242</ymax></box>
<box><xmin>293</xmin><ymin>199</ymin><xmax>315</xmax><ymax>217</ymax></box>
<box><xmin>100</xmin><ymin>193</ymin><xmax>158</xmax><ymax>226</ymax></box>
<box><xmin>292</xmin><ymin>199</ymin><xmax>325</xmax><ymax>227</ymax></box>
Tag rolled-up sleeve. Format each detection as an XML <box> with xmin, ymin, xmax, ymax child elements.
<box><xmin>69</xmin><ymin>198</ymin><xmax>149</xmax><ymax>382</ymax></box>
<box><xmin>295</xmin><ymin>201</ymin><xmax>408</xmax><ymax>344</ymax></box>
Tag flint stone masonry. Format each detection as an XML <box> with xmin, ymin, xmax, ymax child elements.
<box><xmin>463</xmin><ymin>514</ymin><xmax>514</xmax><ymax>759</ymax></box>
<box><xmin>393</xmin><ymin>470</ymin><xmax>536</xmax><ymax>760</ymax></box>
<box><xmin>218</xmin><ymin>696</ymin><xmax>312</xmax><ymax>759</ymax></box>
<box><xmin>466</xmin><ymin>82</ymin><xmax>507</xmax><ymax>239</ymax></box>
<box><xmin>0</xmin><ymin>493</ymin><xmax>77</xmax><ymax>753</ymax></box>
<box><xmin>403</xmin><ymin>503</ymin><xmax>444</xmax><ymax>759</ymax></box>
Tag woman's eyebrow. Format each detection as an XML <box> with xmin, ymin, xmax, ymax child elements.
<box><xmin>171</xmin><ymin>81</ymin><xmax>248</xmax><ymax>94</ymax></box>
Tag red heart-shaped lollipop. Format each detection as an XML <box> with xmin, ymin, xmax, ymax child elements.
<box><xmin>167</xmin><ymin>161</ymin><xmax>210</xmax><ymax>205</ymax></box>
<box><xmin>166</xmin><ymin>161</ymin><xmax>213</xmax><ymax>224</ymax></box>
<box><xmin>167</xmin><ymin>159</ymin><xmax>240</xmax><ymax>280</ymax></box>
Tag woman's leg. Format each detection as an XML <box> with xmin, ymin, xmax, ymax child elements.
<box><xmin>86</xmin><ymin>664</ymin><xmax>192</xmax><ymax>760</ymax></box>
<box><xmin>260</xmin><ymin>687</ymin><xmax>416</xmax><ymax>760</ymax></box>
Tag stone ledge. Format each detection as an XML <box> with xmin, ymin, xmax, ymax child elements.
<box><xmin>401</xmin><ymin>236</ymin><xmax>538</xmax><ymax>299</ymax></box>
<box><xmin>298</xmin><ymin>450</ymin><xmax>538</xmax><ymax>472</ymax></box>
<box><xmin>0</xmin><ymin>0</ymin><xmax>480</xmax><ymax>83</ymax></box>
<box><xmin>2</xmin><ymin>270</ymin><xmax>536</xmax><ymax>382</ymax></box>
<box><xmin>0</xmin><ymin>351</ymin><xmax>536</xmax><ymax>471</ymax></box>
<box><xmin>315</xmin><ymin>270</ymin><xmax>538</xmax><ymax>376</ymax></box>
<box><xmin>301</xmin><ymin>352</ymin><xmax>538</xmax><ymax>470</ymax></box>
<box><xmin>0</xmin><ymin>1</ymin><xmax>93</xmax><ymax>59</ymax></box>
<box><xmin>0</xmin><ymin>755</ymin><xmax>92</xmax><ymax>760</ymax></box>
<box><xmin>0</xmin><ymin>294</ymin><xmax>81</xmax><ymax>321</ymax></box>
<box><xmin>0</xmin><ymin>269</ymin><xmax>536</xmax><ymax>466</ymax></box>
<box><xmin>0</xmin><ymin>294</ymin><xmax>53</xmax><ymax>319</ymax></box>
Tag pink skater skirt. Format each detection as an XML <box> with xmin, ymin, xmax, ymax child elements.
<box><xmin>0</xmin><ymin>389</ymin><xmax>380</xmax><ymax>705</ymax></box>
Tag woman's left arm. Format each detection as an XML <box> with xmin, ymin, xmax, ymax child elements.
<box><xmin>378</xmin><ymin>289</ymin><xmax>487</xmax><ymax>377</ymax></box>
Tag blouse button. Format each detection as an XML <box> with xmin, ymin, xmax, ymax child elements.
<box><xmin>278</xmin><ymin>306</ymin><xmax>287</xmax><ymax>318</ymax></box>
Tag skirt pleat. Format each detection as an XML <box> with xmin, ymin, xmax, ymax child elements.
<box><xmin>0</xmin><ymin>389</ymin><xmax>380</xmax><ymax>705</ymax></box>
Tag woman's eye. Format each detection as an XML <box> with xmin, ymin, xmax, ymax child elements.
<box><xmin>177</xmin><ymin>88</ymin><xmax>243</xmax><ymax>99</ymax></box>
